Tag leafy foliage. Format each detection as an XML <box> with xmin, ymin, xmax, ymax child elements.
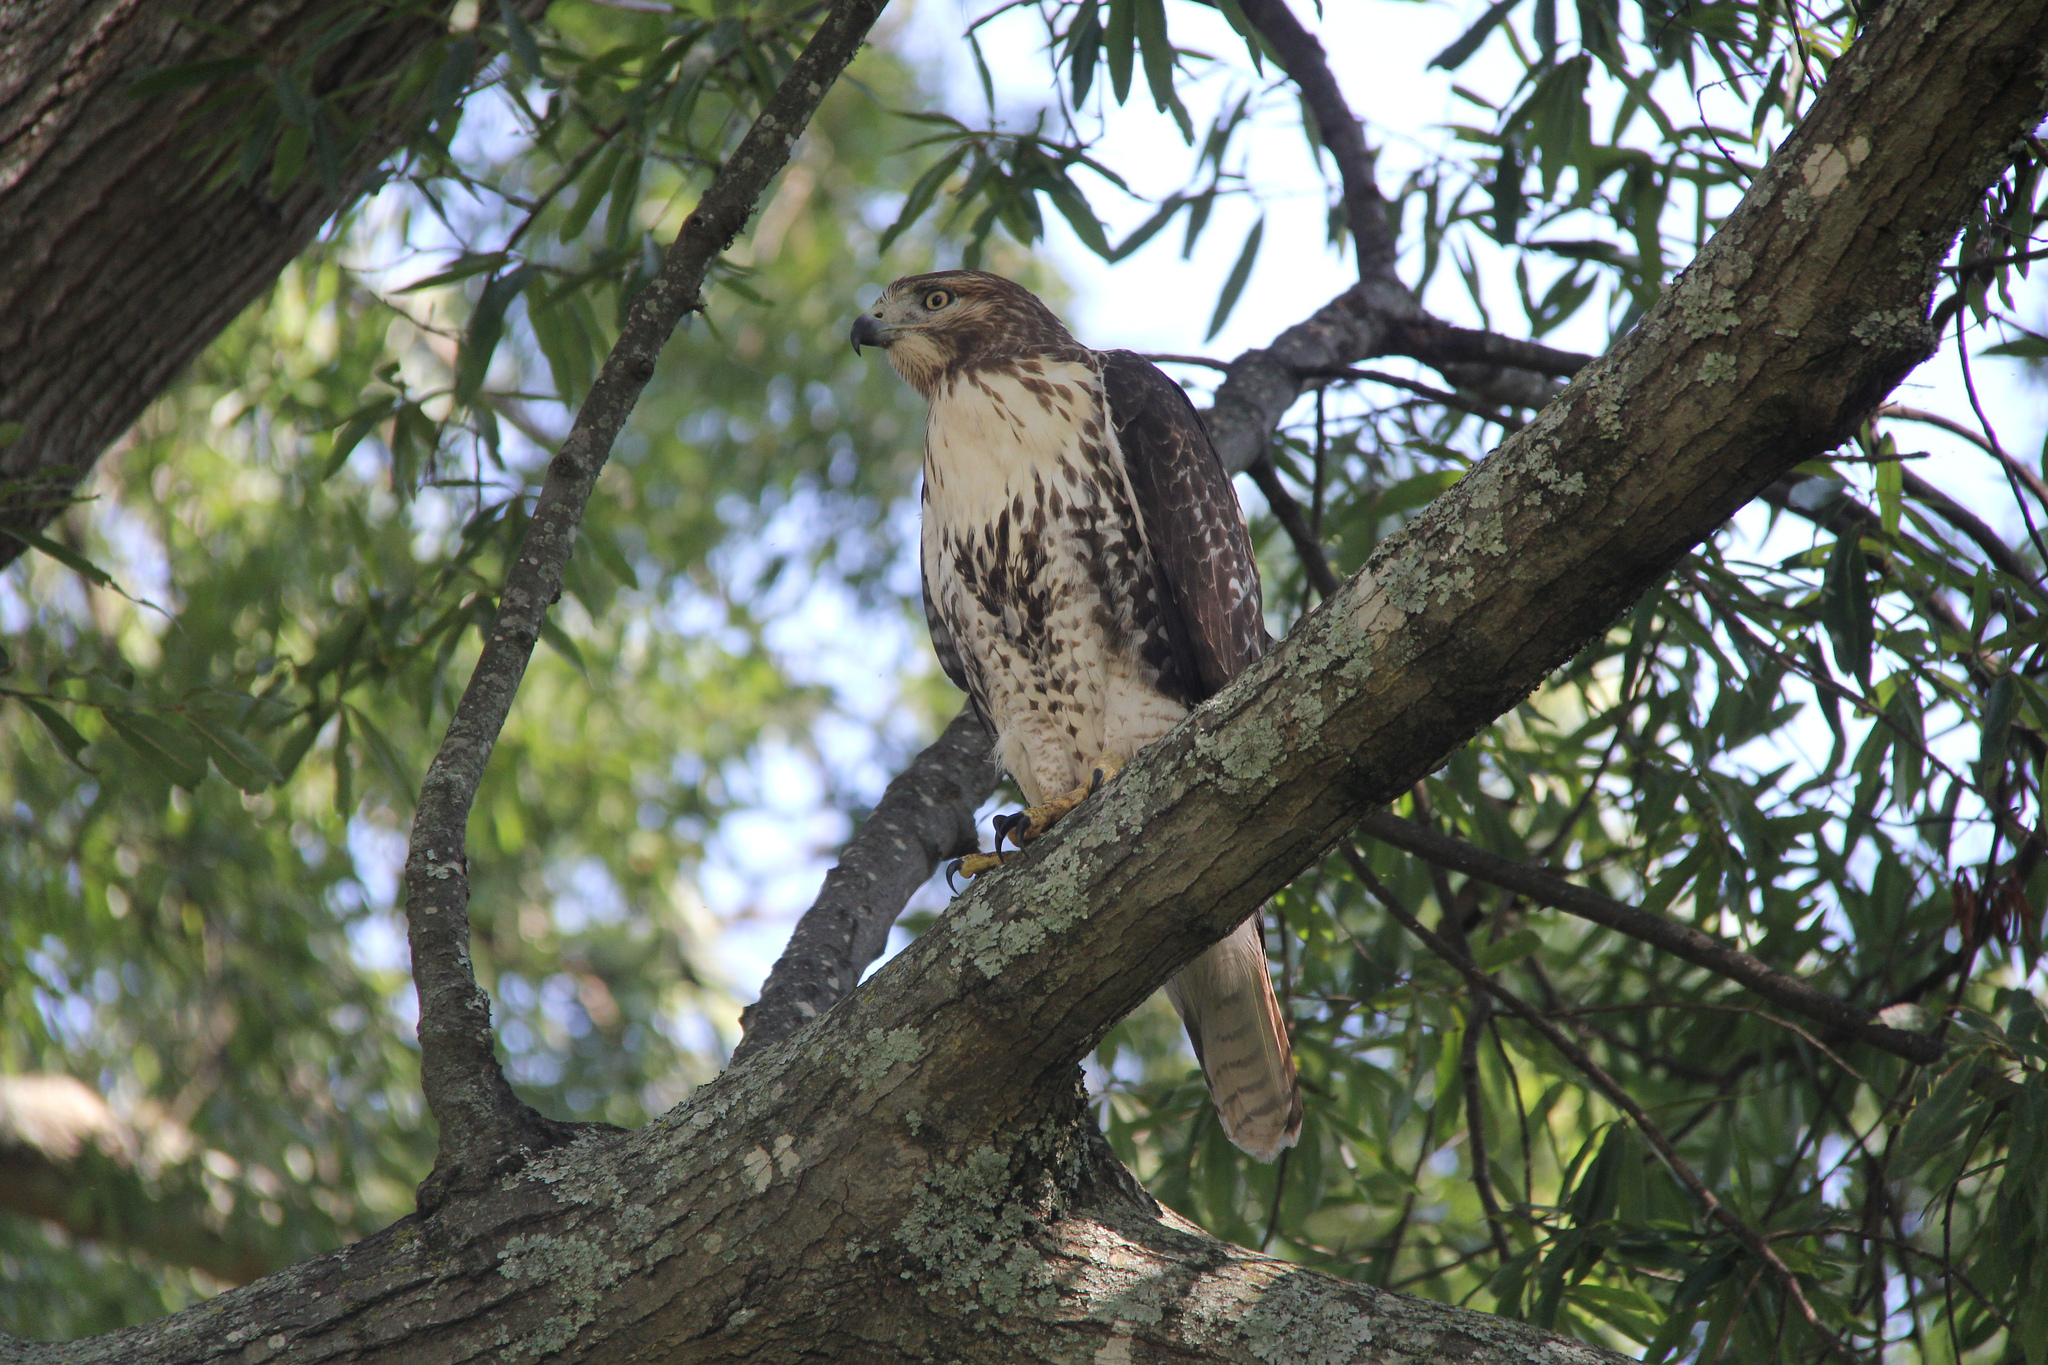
<box><xmin>6</xmin><ymin>0</ymin><xmax>2048</xmax><ymax>1360</ymax></box>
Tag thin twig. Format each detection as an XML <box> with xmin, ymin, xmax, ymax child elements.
<box><xmin>1248</xmin><ymin>456</ymin><xmax>1341</xmax><ymax>599</ymax></box>
<box><xmin>1343</xmin><ymin>842</ymin><xmax>1863</xmax><ymax>1365</ymax></box>
<box><xmin>1358</xmin><ymin>810</ymin><xmax>1944</xmax><ymax>1065</ymax></box>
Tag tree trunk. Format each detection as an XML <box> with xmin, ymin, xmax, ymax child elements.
<box><xmin>4</xmin><ymin>0</ymin><xmax>2042</xmax><ymax>1357</ymax></box>
<box><xmin>0</xmin><ymin>0</ymin><xmax>477</xmax><ymax>568</ymax></box>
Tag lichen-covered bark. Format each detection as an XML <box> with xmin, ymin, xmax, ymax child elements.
<box><xmin>0</xmin><ymin>0</ymin><xmax>532</xmax><ymax>567</ymax></box>
<box><xmin>6</xmin><ymin>0</ymin><xmax>2043</xmax><ymax>1358</ymax></box>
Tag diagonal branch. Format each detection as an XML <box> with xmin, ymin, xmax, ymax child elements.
<box><xmin>22</xmin><ymin>1</ymin><xmax>2048</xmax><ymax>1356</ymax></box>
<box><xmin>1229</xmin><ymin>0</ymin><xmax>1397</xmax><ymax>273</ymax></box>
<box><xmin>1358</xmin><ymin>810</ymin><xmax>1944</xmax><ymax>1064</ymax></box>
<box><xmin>734</xmin><ymin>706</ymin><xmax>998</xmax><ymax>1061</ymax></box>
<box><xmin>398</xmin><ymin>0</ymin><xmax>891</xmax><ymax>1200</ymax></box>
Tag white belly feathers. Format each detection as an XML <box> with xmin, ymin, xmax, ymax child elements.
<box><xmin>920</xmin><ymin>360</ymin><xmax>1186</xmax><ymax>806</ymax></box>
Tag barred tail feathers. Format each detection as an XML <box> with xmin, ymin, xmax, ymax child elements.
<box><xmin>1164</xmin><ymin>911</ymin><xmax>1302</xmax><ymax>1162</ymax></box>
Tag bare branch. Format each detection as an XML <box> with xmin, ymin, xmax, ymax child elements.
<box><xmin>1229</xmin><ymin>0</ymin><xmax>1398</xmax><ymax>272</ymax></box>
<box><xmin>1359</xmin><ymin>811</ymin><xmax>1945</xmax><ymax>1065</ymax></box>
<box><xmin>1248</xmin><ymin>456</ymin><xmax>1342</xmax><ymax>599</ymax></box>
<box><xmin>735</xmin><ymin>706</ymin><xmax>999</xmax><ymax>1061</ymax></box>
<box><xmin>398</xmin><ymin>0</ymin><xmax>891</xmax><ymax>1199</ymax></box>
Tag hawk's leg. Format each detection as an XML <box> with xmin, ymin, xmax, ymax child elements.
<box><xmin>948</xmin><ymin>760</ymin><xmax>1125</xmax><ymax>888</ymax></box>
<box><xmin>996</xmin><ymin>759</ymin><xmax>1124</xmax><ymax>852</ymax></box>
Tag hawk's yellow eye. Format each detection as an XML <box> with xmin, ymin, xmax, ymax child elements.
<box><xmin>923</xmin><ymin>289</ymin><xmax>953</xmax><ymax>311</ymax></box>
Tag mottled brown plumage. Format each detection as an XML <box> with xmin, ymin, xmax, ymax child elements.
<box><xmin>852</xmin><ymin>270</ymin><xmax>1302</xmax><ymax>1160</ymax></box>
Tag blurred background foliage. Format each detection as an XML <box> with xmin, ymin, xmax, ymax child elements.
<box><xmin>4</xmin><ymin>0</ymin><xmax>2048</xmax><ymax>1359</ymax></box>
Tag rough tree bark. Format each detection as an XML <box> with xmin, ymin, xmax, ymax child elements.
<box><xmin>3</xmin><ymin>0</ymin><xmax>2041</xmax><ymax>1358</ymax></box>
<box><xmin>0</xmin><ymin>0</ymin><xmax>520</xmax><ymax>570</ymax></box>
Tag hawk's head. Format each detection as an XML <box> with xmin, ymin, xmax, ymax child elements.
<box><xmin>851</xmin><ymin>271</ymin><xmax>1083</xmax><ymax>397</ymax></box>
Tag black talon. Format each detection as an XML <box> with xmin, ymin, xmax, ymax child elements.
<box><xmin>1088</xmin><ymin>767</ymin><xmax>1107</xmax><ymax>795</ymax></box>
<box><xmin>991</xmin><ymin>812</ymin><xmax>1023</xmax><ymax>852</ymax></box>
<box><xmin>946</xmin><ymin>859</ymin><xmax>965</xmax><ymax>894</ymax></box>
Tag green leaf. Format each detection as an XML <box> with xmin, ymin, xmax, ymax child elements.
<box><xmin>1204</xmin><ymin>215</ymin><xmax>1263</xmax><ymax>341</ymax></box>
<box><xmin>1044</xmin><ymin>171</ymin><xmax>1112</xmax><ymax>258</ymax></box>
<box><xmin>1821</xmin><ymin>532</ymin><xmax>1874</xmax><ymax>687</ymax></box>
<box><xmin>1064</xmin><ymin>0</ymin><xmax>1102</xmax><ymax>107</ymax></box>
<box><xmin>1980</xmin><ymin>673</ymin><xmax>2020</xmax><ymax>789</ymax></box>
<box><xmin>397</xmin><ymin>251</ymin><xmax>511</xmax><ymax>293</ymax></box>
<box><xmin>321</xmin><ymin>398</ymin><xmax>397</xmax><ymax>481</ymax></box>
<box><xmin>538</xmin><ymin>616</ymin><xmax>589</xmax><ymax>678</ymax></box>
<box><xmin>880</xmin><ymin>143</ymin><xmax>969</xmax><ymax>253</ymax></box>
<box><xmin>1472</xmin><ymin>927</ymin><xmax>1543</xmax><ymax>972</ymax></box>
<box><xmin>103</xmin><ymin>710</ymin><xmax>210</xmax><ymax>790</ymax></box>
<box><xmin>20</xmin><ymin>698</ymin><xmax>94</xmax><ymax>771</ymax></box>
<box><xmin>1876</xmin><ymin>446</ymin><xmax>1903</xmax><ymax>536</ymax></box>
<box><xmin>560</xmin><ymin>143</ymin><xmax>624</xmax><ymax>244</ymax></box>
<box><xmin>269</xmin><ymin>122</ymin><xmax>309</xmax><ymax>199</ymax></box>
<box><xmin>333</xmin><ymin>708</ymin><xmax>354</xmax><ymax>818</ymax></box>
<box><xmin>579</xmin><ymin>524</ymin><xmax>640</xmax><ymax>590</ymax></box>
<box><xmin>497</xmin><ymin>0</ymin><xmax>544</xmax><ymax>76</ymax></box>
<box><xmin>188</xmin><ymin>714</ymin><xmax>283</xmax><ymax>793</ymax></box>
<box><xmin>1132</xmin><ymin>0</ymin><xmax>1191</xmax><ymax>139</ymax></box>
<box><xmin>1430</xmin><ymin>0</ymin><xmax>1521</xmax><ymax>71</ymax></box>
<box><xmin>1895</xmin><ymin>1063</ymin><xmax>1981</xmax><ymax>1175</ymax></box>
<box><xmin>455</xmin><ymin>266</ymin><xmax>534</xmax><ymax>405</ymax></box>
<box><xmin>1</xmin><ymin>527</ymin><xmax>116</xmax><ymax>589</ymax></box>
<box><xmin>1105</xmin><ymin>0</ymin><xmax>1136</xmax><ymax>104</ymax></box>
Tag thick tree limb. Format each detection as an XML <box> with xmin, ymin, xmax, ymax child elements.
<box><xmin>0</xmin><ymin>0</ymin><xmax>546</xmax><ymax>571</ymax></box>
<box><xmin>1358</xmin><ymin>810</ymin><xmax>1945</xmax><ymax>1064</ymax></box>
<box><xmin>398</xmin><ymin>0</ymin><xmax>891</xmax><ymax>1200</ymax></box>
<box><xmin>734</xmin><ymin>705</ymin><xmax>998</xmax><ymax>1061</ymax></box>
<box><xmin>10</xmin><ymin>0</ymin><xmax>2037</xmax><ymax>1356</ymax></box>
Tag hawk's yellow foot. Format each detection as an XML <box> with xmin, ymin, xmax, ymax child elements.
<box><xmin>992</xmin><ymin>760</ymin><xmax>1125</xmax><ymax>854</ymax></box>
<box><xmin>945</xmin><ymin>850</ymin><xmax>1008</xmax><ymax>893</ymax></box>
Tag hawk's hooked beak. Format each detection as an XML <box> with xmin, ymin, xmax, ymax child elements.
<box><xmin>850</xmin><ymin>312</ymin><xmax>890</xmax><ymax>353</ymax></box>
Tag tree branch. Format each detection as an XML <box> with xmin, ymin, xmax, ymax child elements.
<box><xmin>735</xmin><ymin>705</ymin><xmax>998</xmax><ymax>1061</ymax></box>
<box><xmin>1358</xmin><ymin>811</ymin><xmax>1945</xmax><ymax>1065</ymax></box>
<box><xmin>11</xmin><ymin>0</ymin><xmax>2044</xmax><ymax>1355</ymax></box>
<box><xmin>0</xmin><ymin>0</ymin><xmax>552</xmax><ymax>572</ymax></box>
<box><xmin>1346</xmin><ymin>846</ymin><xmax>1859</xmax><ymax>1364</ymax></box>
<box><xmin>398</xmin><ymin>0</ymin><xmax>891</xmax><ymax>1200</ymax></box>
<box><xmin>1228</xmin><ymin>0</ymin><xmax>1397</xmax><ymax>273</ymax></box>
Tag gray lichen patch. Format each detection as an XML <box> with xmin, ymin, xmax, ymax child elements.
<box><xmin>496</xmin><ymin>1229</ymin><xmax>637</xmax><ymax>1359</ymax></box>
<box><xmin>1851</xmin><ymin>307</ymin><xmax>1932</xmax><ymax>352</ymax></box>
<box><xmin>1696</xmin><ymin>351</ymin><xmax>1738</xmax><ymax>387</ymax></box>
<box><xmin>895</xmin><ymin>1143</ymin><xmax>1061</xmax><ymax>1315</ymax></box>
<box><xmin>854</xmin><ymin>1025</ymin><xmax>924</xmax><ymax>1091</ymax></box>
<box><xmin>1237</xmin><ymin>1271</ymin><xmax>1379</xmax><ymax>1365</ymax></box>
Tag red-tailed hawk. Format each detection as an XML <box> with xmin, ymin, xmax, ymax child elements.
<box><xmin>852</xmin><ymin>270</ymin><xmax>1302</xmax><ymax>1161</ymax></box>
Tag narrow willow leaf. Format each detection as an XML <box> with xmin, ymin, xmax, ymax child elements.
<box><xmin>1430</xmin><ymin>0</ymin><xmax>1520</xmax><ymax>71</ymax></box>
<box><xmin>104</xmin><ymin>711</ymin><xmax>210</xmax><ymax>790</ymax></box>
<box><xmin>455</xmin><ymin>265</ymin><xmax>534</xmax><ymax>405</ymax></box>
<box><xmin>189</xmin><ymin>714</ymin><xmax>283</xmax><ymax>793</ymax></box>
<box><xmin>21</xmin><ymin>698</ymin><xmax>93</xmax><ymax>770</ymax></box>
<box><xmin>1204</xmin><ymin>215</ymin><xmax>1263</xmax><ymax>341</ymax></box>
<box><xmin>1104</xmin><ymin>0</ymin><xmax>1136</xmax><ymax>104</ymax></box>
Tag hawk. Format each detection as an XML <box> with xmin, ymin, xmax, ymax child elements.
<box><xmin>852</xmin><ymin>270</ymin><xmax>1302</xmax><ymax>1161</ymax></box>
